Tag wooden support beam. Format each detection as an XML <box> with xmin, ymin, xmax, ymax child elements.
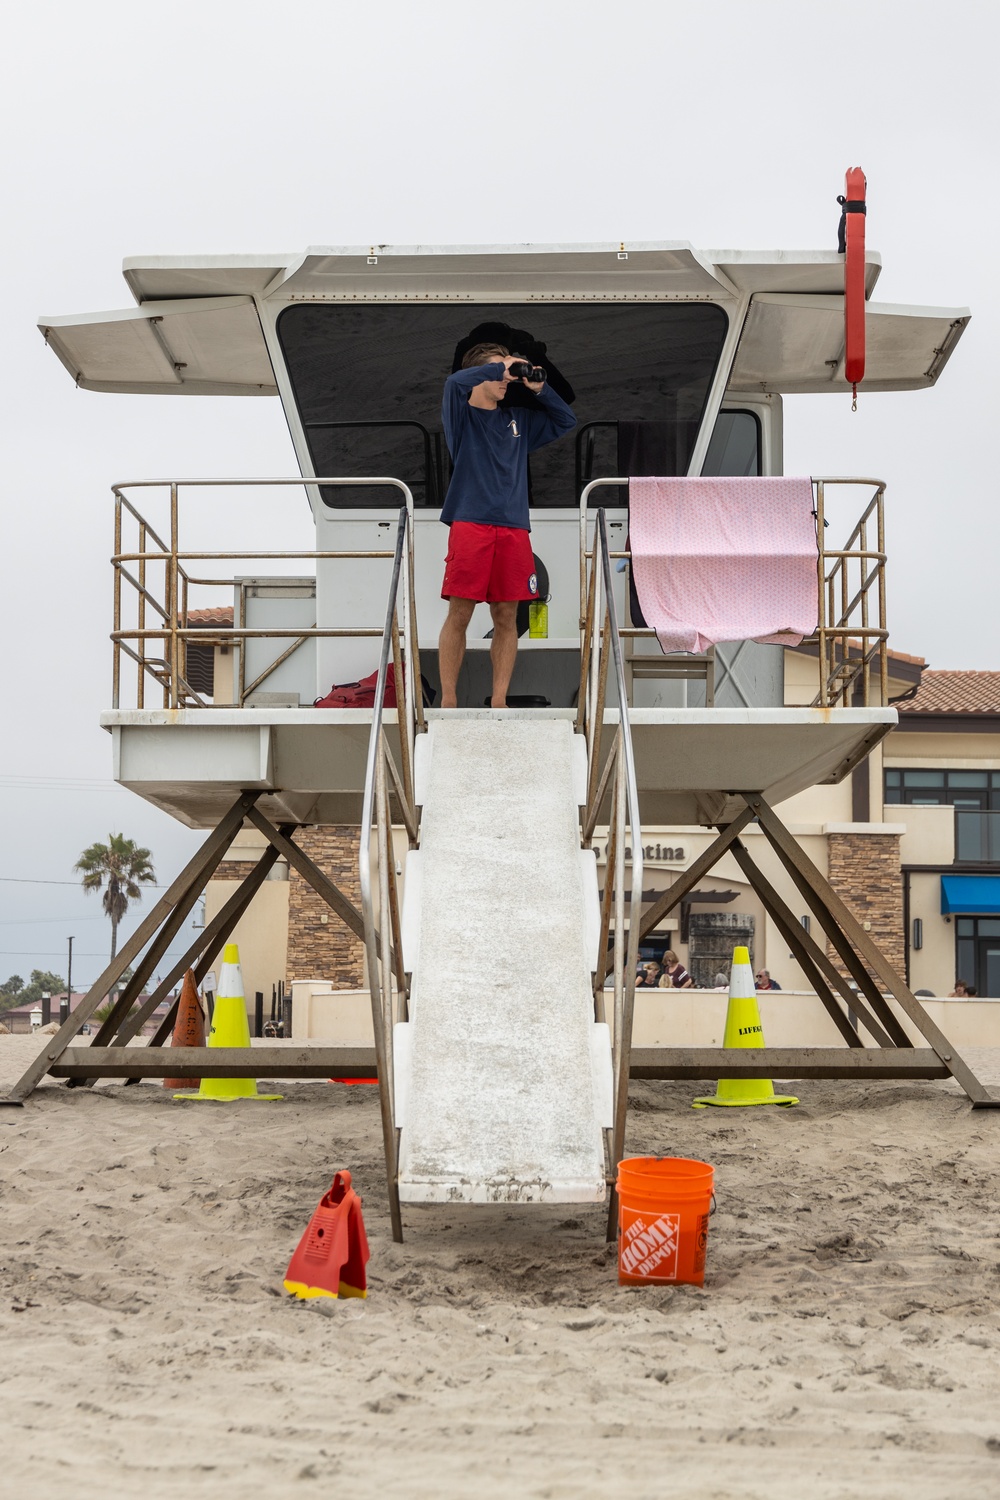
<box><xmin>751</xmin><ymin>805</ymin><xmax>913</xmax><ymax>1049</ymax></box>
<box><xmin>47</xmin><ymin>1045</ymin><xmax>951</xmax><ymax>1083</ymax></box>
<box><xmin>85</xmin><ymin>864</ymin><xmax>212</xmax><ymax>1054</ymax></box>
<box><xmin>50</xmin><ymin>1047</ymin><xmax>377</xmax><ymax>1079</ymax></box>
<box><xmin>245</xmin><ymin>806</ymin><xmax>370</xmax><ymax>947</ymax></box>
<box><xmin>628</xmin><ymin>1047</ymin><xmax>950</xmax><ymax>1080</ymax></box>
<box><xmin>747</xmin><ymin>795</ymin><xmax>1000</xmax><ymax>1108</ymax></box>
<box><xmin>115</xmin><ymin>830</ymin><xmax>294</xmax><ymax>1050</ymax></box>
<box><xmin>600</xmin><ymin>805</ymin><xmax>757</xmax><ymax>984</ymax></box>
<box><xmin>0</xmin><ymin>792</ymin><xmax>261</xmax><ymax>1106</ymax></box>
<box><xmin>725</xmin><ymin>833</ymin><xmax>893</xmax><ymax>1049</ymax></box>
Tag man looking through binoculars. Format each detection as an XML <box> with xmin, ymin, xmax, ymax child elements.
<box><xmin>438</xmin><ymin>342</ymin><xmax>576</xmax><ymax>708</ymax></box>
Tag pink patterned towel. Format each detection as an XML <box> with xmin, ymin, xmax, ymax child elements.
<box><xmin>628</xmin><ymin>477</ymin><xmax>819</xmax><ymax>655</ymax></box>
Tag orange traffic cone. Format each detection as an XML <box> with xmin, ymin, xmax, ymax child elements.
<box><xmin>163</xmin><ymin>969</ymin><xmax>206</xmax><ymax>1090</ymax></box>
<box><xmin>284</xmin><ymin>1171</ymin><xmax>370</xmax><ymax>1301</ymax></box>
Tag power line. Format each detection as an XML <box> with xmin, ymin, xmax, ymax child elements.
<box><xmin>0</xmin><ymin>916</ymin><xmax>108</xmax><ymax>925</ymax></box>
<box><xmin>0</xmin><ymin>949</ymin><xmax>155</xmax><ymax>958</ymax></box>
<box><xmin>0</xmin><ymin>876</ymin><xmax>173</xmax><ymax>888</ymax></box>
<box><xmin>0</xmin><ymin>780</ymin><xmax>119</xmax><ymax>792</ymax></box>
<box><xmin>0</xmin><ymin>778</ymin><xmax>126</xmax><ymax>793</ymax></box>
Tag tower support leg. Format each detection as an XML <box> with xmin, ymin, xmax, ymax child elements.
<box><xmin>1</xmin><ymin>791</ymin><xmax>262</xmax><ymax>1106</ymax></box>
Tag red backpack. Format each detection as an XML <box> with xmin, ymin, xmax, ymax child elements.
<box><xmin>313</xmin><ymin>670</ymin><xmax>397</xmax><ymax>710</ymax></box>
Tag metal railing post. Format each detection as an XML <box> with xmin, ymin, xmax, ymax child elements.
<box><xmin>358</xmin><ymin>498</ymin><xmax>418</xmax><ymax>1244</ymax></box>
<box><xmin>877</xmin><ymin>484</ymin><xmax>888</xmax><ymax>706</ymax></box>
<box><xmin>576</xmin><ymin>509</ymin><xmax>643</xmax><ymax>1241</ymax></box>
<box><xmin>168</xmin><ymin>482</ymin><xmax>180</xmax><ymax>709</ymax></box>
<box><xmin>112</xmin><ymin>492</ymin><xmax>123</xmax><ymax>710</ymax></box>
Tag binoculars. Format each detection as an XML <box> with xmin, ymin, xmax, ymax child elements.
<box><xmin>508</xmin><ymin>360</ymin><xmax>547</xmax><ymax>383</ymax></box>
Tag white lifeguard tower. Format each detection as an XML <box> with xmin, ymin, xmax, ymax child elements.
<box><xmin>8</xmin><ymin>240</ymin><xmax>996</xmax><ymax>1240</ymax></box>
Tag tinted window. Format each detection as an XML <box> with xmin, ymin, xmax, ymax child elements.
<box><xmin>885</xmin><ymin>768</ymin><xmax>1000</xmax><ymax>810</ymax></box>
<box><xmin>703</xmin><ymin>410</ymin><xmax>761</xmax><ymax>476</ymax></box>
<box><xmin>277</xmin><ymin>302</ymin><xmax>729</xmax><ymax>507</ymax></box>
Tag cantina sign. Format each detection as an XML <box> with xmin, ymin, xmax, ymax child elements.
<box><xmin>595</xmin><ymin>842</ymin><xmax>685</xmax><ymax>863</ymax></box>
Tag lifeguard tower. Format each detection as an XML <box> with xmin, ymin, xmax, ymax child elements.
<box><xmin>8</xmin><ymin>239</ymin><xmax>996</xmax><ymax>1239</ymax></box>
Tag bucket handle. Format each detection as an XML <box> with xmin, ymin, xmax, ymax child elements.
<box><xmin>709</xmin><ymin>1193</ymin><xmax>717</xmax><ymax>1217</ymax></box>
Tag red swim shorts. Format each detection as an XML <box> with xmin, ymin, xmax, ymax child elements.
<box><xmin>441</xmin><ymin>522</ymin><xmax>539</xmax><ymax>603</ymax></box>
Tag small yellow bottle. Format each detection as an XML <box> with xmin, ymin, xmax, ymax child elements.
<box><xmin>528</xmin><ymin>601</ymin><xmax>549</xmax><ymax>638</ymax></box>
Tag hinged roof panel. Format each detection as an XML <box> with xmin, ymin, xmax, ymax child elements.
<box><xmin>37</xmin><ymin>244</ymin><xmax>967</xmax><ymax>397</ymax></box>
<box><xmin>729</xmin><ymin>293</ymin><xmax>970</xmax><ymax>394</ymax></box>
<box><xmin>123</xmin><ymin>256</ymin><xmax>292</xmax><ymax>302</ymax></box>
<box><xmin>712</xmin><ymin>249</ymin><xmax>881</xmax><ymax>298</ymax></box>
<box><xmin>39</xmin><ymin>296</ymin><xmax>277</xmax><ymax>395</ymax></box>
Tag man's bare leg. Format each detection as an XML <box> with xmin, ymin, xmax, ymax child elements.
<box><xmin>489</xmin><ymin>600</ymin><xmax>519</xmax><ymax>708</ymax></box>
<box><xmin>438</xmin><ymin>596</ymin><xmax>476</xmax><ymax>708</ymax></box>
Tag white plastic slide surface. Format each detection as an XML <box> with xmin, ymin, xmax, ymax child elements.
<box><xmin>396</xmin><ymin>717</ymin><xmax>610</xmax><ymax>1204</ymax></box>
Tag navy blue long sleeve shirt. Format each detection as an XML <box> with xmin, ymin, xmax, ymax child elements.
<box><xmin>440</xmin><ymin>362</ymin><xmax>576</xmax><ymax>530</ymax></box>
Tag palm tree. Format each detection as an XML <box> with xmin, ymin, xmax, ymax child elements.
<box><xmin>75</xmin><ymin>835</ymin><xmax>156</xmax><ymax>961</ymax></box>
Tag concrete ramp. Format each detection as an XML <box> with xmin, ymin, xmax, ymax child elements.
<box><xmin>396</xmin><ymin>716</ymin><xmax>611</xmax><ymax>1204</ymax></box>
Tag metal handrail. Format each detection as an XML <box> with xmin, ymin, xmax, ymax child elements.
<box><xmin>578</xmin><ymin>507</ymin><xmax>644</xmax><ymax>1238</ymax></box>
<box><xmin>358</xmin><ymin>505</ymin><xmax>424</xmax><ymax>1244</ymax></box>
<box><xmin>577</xmin><ymin>475</ymin><xmax>890</xmax><ymax>709</ymax></box>
<box><xmin>111</xmin><ymin>476</ymin><xmax>416</xmax><ymax>709</ymax></box>
<box><xmin>813</xmin><ymin>479</ymin><xmax>888</xmax><ymax>708</ymax></box>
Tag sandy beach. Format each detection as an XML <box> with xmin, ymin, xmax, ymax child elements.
<box><xmin>2</xmin><ymin>1034</ymin><xmax>1000</xmax><ymax>1499</ymax></box>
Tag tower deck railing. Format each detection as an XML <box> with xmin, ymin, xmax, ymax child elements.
<box><xmin>110</xmin><ymin>477</ymin><xmax>416</xmax><ymax>709</ymax></box>
<box><xmin>578</xmin><ymin>477</ymin><xmax>889</xmax><ymax>708</ymax></box>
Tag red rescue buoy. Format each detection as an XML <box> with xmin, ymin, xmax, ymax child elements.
<box><xmin>838</xmin><ymin>167</ymin><xmax>867</xmax><ymax>407</ymax></box>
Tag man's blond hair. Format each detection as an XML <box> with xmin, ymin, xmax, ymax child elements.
<box><xmin>461</xmin><ymin>342</ymin><xmax>509</xmax><ymax>369</ymax></box>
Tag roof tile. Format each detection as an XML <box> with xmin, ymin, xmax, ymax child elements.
<box><xmin>899</xmin><ymin>671</ymin><xmax>1000</xmax><ymax>716</ymax></box>
<box><xmin>186</xmin><ymin>606</ymin><xmax>234</xmax><ymax>627</ymax></box>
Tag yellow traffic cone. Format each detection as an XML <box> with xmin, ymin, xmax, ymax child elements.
<box><xmin>176</xmin><ymin>943</ymin><xmax>281</xmax><ymax>1102</ymax></box>
<box><xmin>693</xmin><ymin>946</ymin><xmax>798</xmax><ymax>1109</ymax></box>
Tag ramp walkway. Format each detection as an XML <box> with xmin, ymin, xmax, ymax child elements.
<box><xmin>394</xmin><ymin>717</ymin><xmax>611</xmax><ymax>1204</ymax></box>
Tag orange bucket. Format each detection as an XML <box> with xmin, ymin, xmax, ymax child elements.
<box><xmin>616</xmin><ymin>1156</ymin><xmax>715</xmax><ymax>1287</ymax></box>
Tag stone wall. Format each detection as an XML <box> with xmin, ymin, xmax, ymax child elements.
<box><xmin>826</xmin><ymin>832</ymin><xmax>905</xmax><ymax>980</ymax></box>
<box><xmin>286</xmin><ymin>827</ymin><xmax>365</xmax><ymax>988</ymax></box>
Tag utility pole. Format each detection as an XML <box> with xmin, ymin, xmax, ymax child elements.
<box><xmin>65</xmin><ymin>936</ymin><xmax>74</xmax><ymax>1026</ymax></box>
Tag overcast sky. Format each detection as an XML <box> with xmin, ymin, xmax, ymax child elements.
<box><xmin>0</xmin><ymin>0</ymin><xmax>996</xmax><ymax>986</ymax></box>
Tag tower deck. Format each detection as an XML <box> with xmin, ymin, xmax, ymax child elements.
<box><xmin>101</xmin><ymin>704</ymin><xmax>895</xmax><ymax>828</ymax></box>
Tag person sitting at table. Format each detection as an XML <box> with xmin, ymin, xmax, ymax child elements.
<box><xmin>658</xmin><ymin>951</ymin><xmax>693</xmax><ymax>989</ymax></box>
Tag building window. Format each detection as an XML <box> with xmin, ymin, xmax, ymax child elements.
<box><xmin>956</xmin><ymin>917</ymin><xmax>1000</xmax><ymax>996</ymax></box>
<box><xmin>184</xmin><ymin>642</ymin><xmax>215</xmax><ymax>696</ymax></box>
<box><xmin>885</xmin><ymin>769</ymin><xmax>1000</xmax><ymax>810</ymax></box>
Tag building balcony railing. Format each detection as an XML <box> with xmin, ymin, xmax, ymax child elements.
<box><xmin>955</xmin><ymin>809</ymin><xmax>1000</xmax><ymax>865</ymax></box>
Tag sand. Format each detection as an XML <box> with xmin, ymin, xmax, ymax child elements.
<box><xmin>2</xmin><ymin>1034</ymin><xmax>1000</xmax><ymax>1499</ymax></box>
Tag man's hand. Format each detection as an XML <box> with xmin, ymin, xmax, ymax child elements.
<box><xmin>503</xmin><ymin>355</ymin><xmax>545</xmax><ymax>393</ymax></box>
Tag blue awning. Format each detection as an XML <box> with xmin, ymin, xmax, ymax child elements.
<box><xmin>940</xmin><ymin>875</ymin><xmax>1000</xmax><ymax>915</ymax></box>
